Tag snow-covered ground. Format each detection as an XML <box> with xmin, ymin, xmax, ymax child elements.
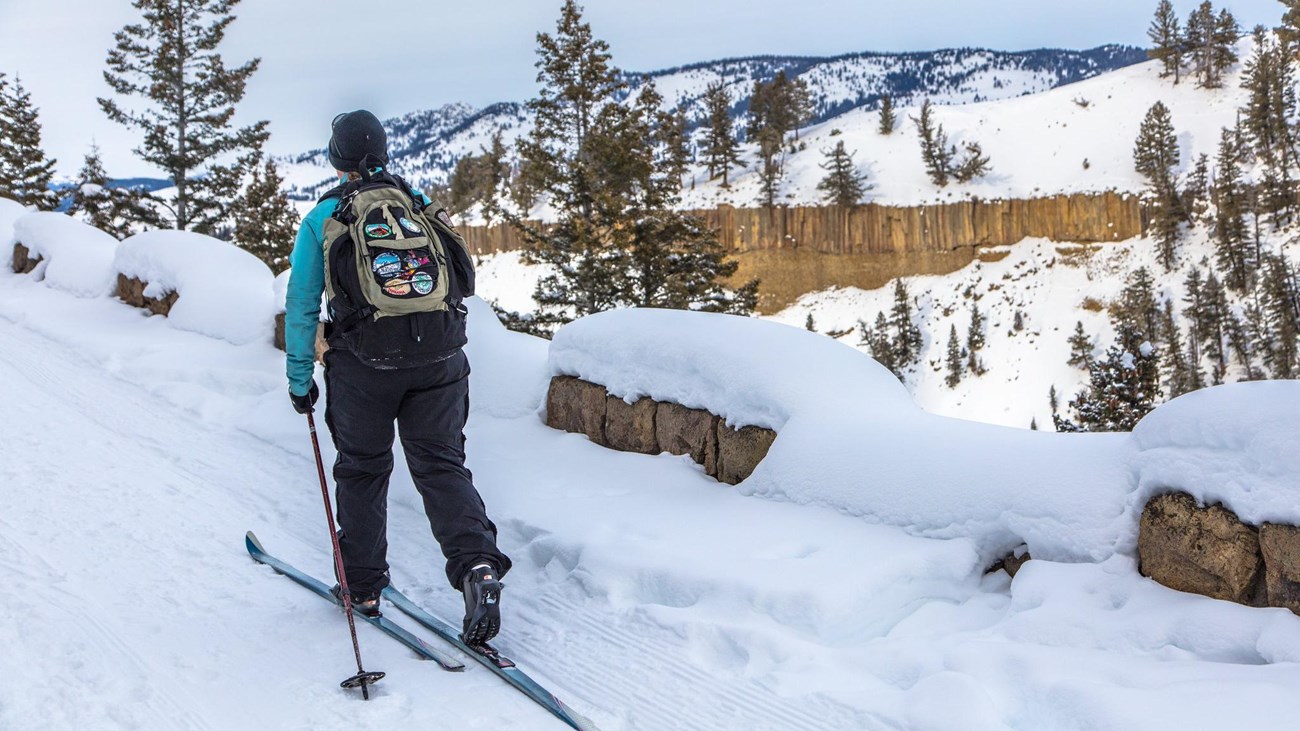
<box><xmin>4</xmin><ymin>206</ymin><xmax>1300</xmax><ymax>730</ymax></box>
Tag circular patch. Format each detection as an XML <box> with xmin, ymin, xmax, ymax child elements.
<box><xmin>373</xmin><ymin>252</ymin><xmax>400</xmax><ymax>268</ymax></box>
<box><xmin>376</xmin><ymin>262</ymin><xmax>401</xmax><ymax>277</ymax></box>
<box><xmin>399</xmin><ymin>217</ymin><xmax>422</xmax><ymax>234</ymax></box>
<box><xmin>411</xmin><ymin>272</ymin><xmax>434</xmax><ymax>295</ymax></box>
<box><xmin>383</xmin><ymin>279</ymin><xmax>412</xmax><ymax>296</ymax></box>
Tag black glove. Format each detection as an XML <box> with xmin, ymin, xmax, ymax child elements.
<box><xmin>290</xmin><ymin>380</ymin><xmax>319</xmax><ymax>415</ymax></box>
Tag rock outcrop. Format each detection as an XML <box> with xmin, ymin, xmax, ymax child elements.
<box><xmin>116</xmin><ymin>274</ymin><xmax>179</xmax><ymax>316</ymax></box>
<box><xmin>1260</xmin><ymin>523</ymin><xmax>1300</xmax><ymax>614</ymax></box>
<box><xmin>11</xmin><ymin>243</ymin><xmax>40</xmax><ymax>274</ymax></box>
<box><xmin>1138</xmin><ymin>492</ymin><xmax>1264</xmax><ymax>605</ymax></box>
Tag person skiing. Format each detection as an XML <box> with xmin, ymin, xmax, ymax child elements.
<box><xmin>283</xmin><ymin>109</ymin><xmax>511</xmax><ymax>646</ymax></box>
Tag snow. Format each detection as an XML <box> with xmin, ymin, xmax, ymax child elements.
<box><xmin>11</xmin><ymin>211</ymin><xmax>119</xmax><ymax>297</ymax></box>
<box><xmin>114</xmin><ymin>230</ymin><xmax>276</xmax><ymax>345</ymax></box>
<box><xmin>0</xmin><ymin>196</ymin><xmax>29</xmax><ymax>246</ymax></box>
<box><xmin>3</xmin><ymin>237</ymin><xmax>1300</xmax><ymax>729</ymax></box>
<box><xmin>1129</xmin><ymin>381</ymin><xmax>1300</xmax><ymax>528</ymax></box>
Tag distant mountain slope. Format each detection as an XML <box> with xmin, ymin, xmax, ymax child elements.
<box><xmin>279</xmin><ymin>45</ymin><xmax>1146</xmax><ymax>201</ymax></box>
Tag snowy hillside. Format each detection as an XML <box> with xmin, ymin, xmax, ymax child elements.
<box><xmin>4</xmin><ymin>205</ymin><xmax>1300</xmax><ymax>730</ymax></box>
<box><xmin>277</xmin><ymin>45</ymin><xmax>1144</xmax><ymax>200</ymax></box>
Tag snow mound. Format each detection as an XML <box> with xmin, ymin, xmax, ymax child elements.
<box><xmin>465</xmin><ymin>296</ymin><xmax>549</xmax><ymax>419</ymax></box>
<box><xmin>12</xmin><ymin>212</ymin><xmax>119</xmax><ymax>297</ymax></box>
<box><xmin>273</xmin><ymin>269</ymin><xmax>291</xmax><ymax>313</ymax></box>
<box><xmin>549</xmin><ymin>308</ymin><xmax>913</xmax><ymax>430</ymax></box>
<box><xmin>0</xmin><ymin>197</ymin><xmax>28</xmax><ymax>246</ymax></box>
<box><xmin>548</xmin><ymin>308</ymin><xmax>1133</xmax><ymax>564</ymax></box>
<box><xmin>1129</xmin><ymin>381</ymin><xmax>1300</xmax><ymax>528</ymax></box>
<box><xmin>115</xmin><ymin>230</ymin><xmax>275</xmax><ymax>345</ymax></box>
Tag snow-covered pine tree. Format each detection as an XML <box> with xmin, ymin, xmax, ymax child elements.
<box><xmin>1184</xmin><ymin>2</ymin><xmax>1216</xmax><ymax>87</ymax></box>
<box><xmin>1280</xmin><ymin>0</ymin><xmax>1300</xmax><ymax>46</ymax></box>
<box><xmin>658</xmin><ymin>108</ymin><xmax>691</xmax><ymax>192</ymax></box>
<box><xmin>1112</xmin><ymin>267</ymin><xmax>1164</xmax><ymax>344</ymax></box>
<box><xmin>1148</xmin><ymin>0</ymin><xmax>1185</xmax><ymax>83</ymax></box>
<box><xmin>816</xmin><ymin>140</ymin><xmax>867</xmax><ymax>207</ymax></box>
<box><xmin>99</xmin><ymin>0</ymin><xmax>268</xmax><ymax>233</ymax></box>
<box><xmin>1212</xmin><ymin>127</ymin><xmax>1255</xmax><ymax>292</ymax></box>
<box><xmin>1200</xmin><ymin>270</ymin><xmax>1231</xmax><ymax>382</ymax></box>
<box><xmin>913</xmin><ymin>100</ymin><xmax>953</xmax><ymax>187</ymax></box>
<box><xmin>1054</xmin><ymin>323</ymin><xmax>1163</xmax><ymax>433</ymax></box>
<box><xmin>862</xmin><ymin>312</ymin><xmax>898</xmax><ymax>377</ymax></box>
<box><xmin>702</xmin><ymin>81</ymin><xmax>742</xmax><ymax>186</ymax></box>
<box><xmin>953</xmin><ymin>142</ymin><xmax>992</xmax><ymax>183</ymax></box>
<box><xmin>944</xmin><ymin>325</ymin><xmax>963</xmax><ymax>388</ymax></box>
<box><xmin>966</xmin><ymin>301</ymin><xmax>986</xmax><ymax>374</ymax></box>
<box><xmin>1067</xmin><ymin>321</ymin><xmax>1093</xmax><ymax>368</ymax></box>
<box><xmin>1160</xmin><ymin>300</ymin><xmax>1197</xmax><ymax>397</ymax></box>
<box><xmin>230</xmin><ymin>158</ymin><xmax>298</xmax><ymax>273</ymax></box>
<box><xmin>0</xmin><ymin>75</ymin><xmax>58</xmax><ymax>210</ymax></box>
<box><xmin>1211</xmin><ymin>8</ymin><xmax>1242</xmax><ymax>86</ymax></box>
<box><xmin>878</xmin><ymin>95</ymin><xmax>896</xmax><ymax>135</ymax></box>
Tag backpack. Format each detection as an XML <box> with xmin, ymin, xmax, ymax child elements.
<box><xmin>320</xmin><ymin>161</ymin><xmax>476</xmax><ymax>368</ymax></box>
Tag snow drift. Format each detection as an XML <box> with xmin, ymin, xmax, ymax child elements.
<box><xmin>12</xmin><ymin>211</ymin><xmax>119</xmax><ymax>297</ymax></box>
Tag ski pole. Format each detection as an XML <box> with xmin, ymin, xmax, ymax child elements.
<box><xmin>307</xmin><ymin>410</ymin><xmax>384</xmax><ymax>699</ymax></box>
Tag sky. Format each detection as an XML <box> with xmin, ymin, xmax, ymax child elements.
<box><xmin>0</xmin><ymin>0</ymin><xmax>1285</xmax><ymax>178</ymax></box>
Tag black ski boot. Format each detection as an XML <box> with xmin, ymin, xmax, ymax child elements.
<box><xmin>461</xmin><ymin>563</ymin><xmax>503</xmax><ymax>645</ymax></box>
<box><xmin>330</xmin><ymin>584</ymin><xmax>382</xmax><ymax>618</ymax></box>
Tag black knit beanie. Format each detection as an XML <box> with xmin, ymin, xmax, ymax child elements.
<box><xmin>328</xmin><ymin>110</ymin><xmax>389</xmax><ymax>172</ymax></box>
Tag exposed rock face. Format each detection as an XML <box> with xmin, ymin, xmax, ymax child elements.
<box><xmin>1138</xmin><ymin>492</ymin><xmax>1263</xmax><ymax>605</ymax></box>
<box><xmin>545</xmin><ymin>376</ymin><xmax>607</xmax><ymax>446</ymax></box>
<box><xmin>605</xmin><ymin>395</ymin><xmax>658</xmax><ymax>454</ymax></box>
<box><xmin>11</xmin><ymin>243</ymin><xmax>40</xmax><ymax>274</ymax></box>
<box><xmin>715</xmin><ymin>424</ymin><xmax>778</xmax><ymax>485</ymax></box>
<box><xmin>655</xmin><ymin>402</ymin><xmax>718</xmax><ymax>465</ymax></box>
<box><xmin>116</xmin><ymin>274</ymin><xmax>179</xmax><ymax>316</ymax></box>
<box><xmin>1260</xmin><ymin>523</ymin><xmax>1300</xmax><ymax>615</ymax></box>
<box><xmin>544</xmin><ymin>377</ymin><xmax>777</xmax><ymax>484</ymax></box>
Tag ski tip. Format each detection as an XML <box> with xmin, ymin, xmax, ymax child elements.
<box><xmin>245</xmin><ymin>531</ymin><xmax>265</xmax><ymax>555</ymax></box>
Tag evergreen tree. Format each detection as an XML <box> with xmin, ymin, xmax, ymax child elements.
<box><xmin>1134</xmin><ymin>102</ymin><xmax>1182</xmax><ymax>268</ymax></box>
<box><xmin>913</xmin><ymin>99</ymin><xmax>953</xmax><ymax>187</ymax></box>
<box><xmin>1212</xmin><ymin>127</ymin><xmax>1254</xmax><ymax>291</ymax></box>
<box><xmin>863</xmin><ymin>312</ymin><xmax>898</xmax><ymax>377</ymax></box>
<box><xmin>658</xmin><ymin>108</ymin><xmax>691</xmax><ymax>192</ymax></box>
<box><xmin>1148</xmin><ymin>0</ymin><xmax>1185</xmax><ymax>83</ymax></box>
<box><xmin>0</xmin><ymin>75</ymin><xmax>58</xmax><ymax>209</ymax></box>
<box><xmin>230</xmin><ymin>158</ymin><xmax>298</xmax><ymax>273</ymax></box>
<box><xmin>1212</xmin><ymin>8</ymin><xmax>1242</xmax><ymax>83</ymax></box>
<box><xmin>1054</xmin><ymin>323</ymin><xmax>1163</xmax><ymax>433</ymax></box>
<box><xmin>1182</xmin><ymin>267</ymin><xmax>1206</xmax><ymax>369</ymax></box>
<box><xmin>1112</xmin><ymin>267</ymin><xmax>1164</xmax><ymax>343</ymax></box>
<box><xmin>511</xmin><ymin>6</ymin><xmax>756</xmax><ymax>332</ymax></box>
<box><xmin>944</xmin><ymin>324</ymin><xmax>964</xmax><ymax>388</ymax></box>
<box><xmin>1260</xmin><ymin>253</ymin><xmax>1300</xmax><ymax>377</ymax></box>
<box><xmin>952</xmin><ymin>142</ymin><xmax>992</xmax><ymax>183</ymax></box>
<box><xmin>1067</xmin><ymin>320</ymin><xmax>1093</xmax><ymax>368</ymax></box>
<box><xmin>1280</xmin><ymin>0</ymin><xmax>1300</xmax><ymax>47</ymax></box>
<box><xmin>1201</xmin><ymin>270</ymin><xmax>1232</xmax><ymax>382</ymax></box>
<box><xmin>99</xmin><ymin>0</ymin><xmax>268</xmax><ymax>232</ymax></box>
<box><xmin>966</xmin><ymin>302</ymin><xmax>987</xmax><ymax>374</ymax></box>
<box><xmin>702</xmin><ymin>80</ymin><xmax>742</xmax><ymax>186</ymax></box>
<box><xmin>805</xmin><ymin>313</ymin><xmax>816</xmax><ymax>332</ymax></box>
<box><xmin>878</xmin><ymin>95</ymin><xmax>896</xmax><ymax>135</ymax></box>
<box><xmin>1185</xmin><ymin>2</ymin><xmax>1216</xmax><ymax>87</ymax></box>
<box><xmin>1183</xmin><ymin>153</ymin><xmax>1211</xmax><ymax>222</ymax></box>
<box><xmin>66</xmin><ymin>145</ymin><xmax>161</xmax><ymax>239</ymax></box>
<box><xmin>816</xmin><ymin>141</ymin><xmax>867</xmax><ymax>206</ymax></box>
<box><xmin>1160</xmin><ymin>300</ymin><xmax>1196</xmax><ymax>397</ymax></box>
<box><xmin>889</xmin><ymin>279</ymin><xmax>924</xmax><ymax>369</ymax></box>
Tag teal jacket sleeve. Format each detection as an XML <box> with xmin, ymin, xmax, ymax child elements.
<box><xmin>284</xmin><ymin>199</ymin><xmax>336</xmax><ymax>397</ymax></box>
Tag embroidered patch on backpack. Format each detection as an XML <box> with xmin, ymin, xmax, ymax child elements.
<box><xmin>365</xmin><ymin>223</ymin><xmax>393</xmax><ymax>239</ymax></box>
<box><xmin>435</xmin><ymin>209</ymin><xmax>453</xmax><ymax>227</ymax></box>
<box><xmin>398</xmin><ymin>217</ymin><xmax>422</xmax><ymax>234</ymax></box>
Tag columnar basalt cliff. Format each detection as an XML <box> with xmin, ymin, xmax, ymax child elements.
<box><xmin>460</xmin><ymin>193</ymin><xmax>1146</xmax><ymax>312</ymax></box>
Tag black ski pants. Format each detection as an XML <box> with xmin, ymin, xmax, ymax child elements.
<box><xmin>323</xmin><ymin>347</ymin><xmax>511</xmax><ymax>597</ymax></box>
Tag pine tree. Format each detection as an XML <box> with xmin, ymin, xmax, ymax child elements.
<box><xmin>659</xmin><ymin>108</ymin><xmax>691</xmax><ymax>192</ymax></box>
<box><xmin>99</xmin><ymin>0</ymin><xmax>267</xmax><ymax>233</ymax></box>
<box><xmin>863</xmin><ymin>311</ymin><xmax>898</xmax><ymax>377</ymax></box>
<box><xmin>511</xmin><ymin>6</ymin><xmax>756</xmax><ymax>332</ymax></box>
<box><xmin>816</xmin><ymin>141</ymin><xmax>867</xmax><ymax>207</ymax></box>
<box><xmin>1160</xmin><ymin>300</ymin><xmax>1196</xmax><ymax>397</ymax></box>
<box><xmin>1068</xmin><ymin>320</ymin><xmax>1093</xmax><ymax>368</ymax></box>
<box><xmin>0</xmin><ymin>76</ymin><xmax>58</xmax><ymax>209</ymax></box>
<box><xmin>1112</xmin><ymin>267</ymin><xmax>1164</xmax><ymax>344</ymax></box>
<box><xmin>1134</xmin><ymin>102</ymin><xmax>1182</xmax><ymax>268</ymax></box>
<box><xmin>1200</xmin><ymin>270</ymin><xmax>1231</xmax><ymax>382</ymax></box>
<box><xmin>945</xmin><ymin>324</ymin><xmax>964</xmax><ymax>388</ymax></box>
<box><xmin>702</xmin><ymin>80</ymin><xmax>742</xmax><ymax>186</ymax></box>
<box><xmin>805</xmin><ymin>313</ymin><xmax>816</xmax><ymax>332</ymax></box>
<box><xmin>1149</xmin><ymin>0</ymin><xmax>1185</xmax><ymax>83</ymax></box>
<box><xmin>1054</xmin><ymin>323</ymin><xmax>1163</xmax><ymax>433</ymax></box>
<box><xmin>230</xmin><ymin>158</ymin><xmax>298</xmax><ymax>273</ymax></box>
<box><xmin>1260</xmin><ymin>253</ymin><xmax>1300</xmax><ymax>377</ymax></box>
<box><xmin>913</xmin><ymin>99</ymin><xmax>953</xmax><ymax>187</ymax></box>
<box><xmin>1182</xmin><ymin>153</ymin><xmax>1212</xmax><ymax>223</ymax></box>
<box><xmin>66</xmin><ymin>145</ymin><xmax>160</xmax><ymax>239</ymax></box>
<box><xmin>1212</xmin><ymin>127</ymin><xmax>1254</xmax><ymax>292</ymax></box>
<box><xmin>966</xmin><ymin>302</ymin><xmax>987</xmax><ymax>374</ymax></box>
<box><xmin>1212</xmin><ymin>8</ymin><xmax>1242</xmax><ymax>84</ymax></box>
<box><xmin>878</xmin><ymin>95</ymin><xmax>896</xmax><ymax>135</ymax></box>
<box><xmin>1281</xmin><ymin>0</ymin><xmax>1300</xmax><ymax>47</ymax></box>
<box><xmin>889</xmin><ymin>279</ymin><xmax>923</xmax><ymax>369</ymax></box>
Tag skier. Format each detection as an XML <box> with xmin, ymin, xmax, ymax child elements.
<box><xmin>283</xmin><ymin>109</ymin><xmax>511</xmax><ymax>646</ymax></box>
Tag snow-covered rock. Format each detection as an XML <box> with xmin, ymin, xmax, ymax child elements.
<box><xmin>114</xmin><ymin>230</ymin><xmax>275</xmax><ymax>345</ymax></box>
<box><xmin>12</xmin><ymin>212</ymin><xmax>119</xmax><ymax>297</ymax></box>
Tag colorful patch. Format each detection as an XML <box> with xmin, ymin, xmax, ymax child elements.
<box><xmin>383</xmin><ymin>278</ymin><xmax>411</xmax><ymax>296</ymax></box>
<box><xmin>411</xmin><ymin>272</ymin><xmax>434</xmax><ymax>295</ymax></box>
<box><xmin>398</xmin><ymin>217</ymin><xmax>422</xmax><ymax>234</ymax></box>
<box><xmin>404</xmin><ymin>253</ymin><xmax>431</xmax><ymax>270</ymax></box>
<box><xmin>365</xmin><ymin>223</ymin><xmax>394</xmax><ymax>239</ymax></box>
<box><xmin>435</xmin><ymin>209</ymin><xmax>453</xmax><ymax>227</ymax></box>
